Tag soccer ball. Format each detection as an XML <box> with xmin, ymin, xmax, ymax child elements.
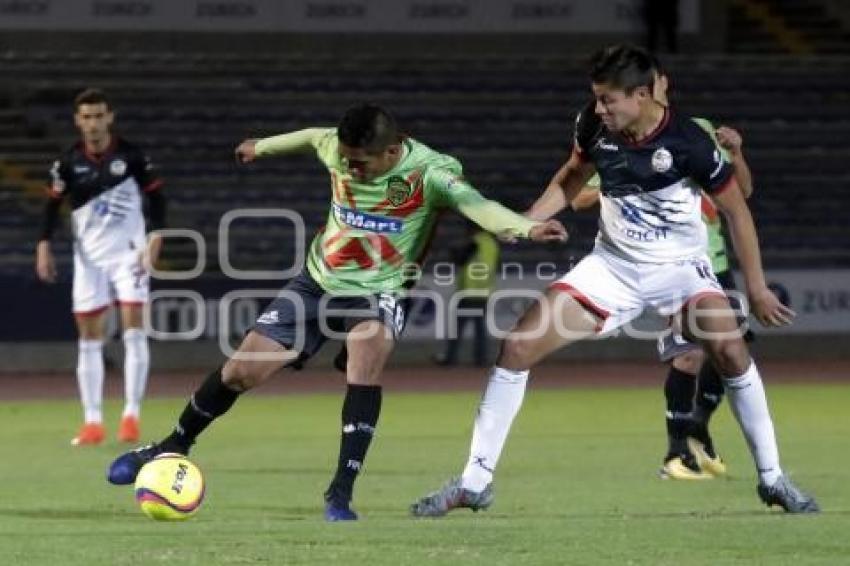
<box><xmin>134</xmin><ymin>454</ymin><xmax>205</xmax><ymax>521</ymax></box>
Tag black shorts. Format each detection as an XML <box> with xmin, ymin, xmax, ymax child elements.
<box><xmin>252</xmin><ymin>270</ymin><xmax>408</xmax><ymax>363</ymax></box>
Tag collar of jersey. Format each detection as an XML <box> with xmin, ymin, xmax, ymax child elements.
<box><xmin>616</xmin><ymin>107</ymin><xmax>670</xmax><ymax>148</ymax></box>
<box><xmin>79</xmin><ymin>137</ymin><xmax>119</xmax><ymax>164</ymax></box>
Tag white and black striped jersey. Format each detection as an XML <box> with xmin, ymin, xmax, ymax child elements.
<box><xmin>574</xmin><ymin>102</ymin><xmax>733</xmax><ymax>263</ymax></box>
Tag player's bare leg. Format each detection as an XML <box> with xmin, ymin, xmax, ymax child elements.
<box><xmin>71</xmin><ymin>310</ymin><xmax>108</xmax><ymax>445</ymax></box>
<box><xmin>412</xmin><ymin>289</ymin><xmax>599</xmax><ymax>517</ymax></box>
<box><xmin>324</xmin><ymin>319</ymin><xmax>395</xmax><ymax>521</ymax></box>
<box><xmin>117</xmin><ymin>304</ymin><xmax>148</xmax><ymax>442</ymax></box>
<box><xmin>107</xmin><ymin>331</ymin><xmax>299</xmax><ymax>485</ymax></box>
<box><xmin>689</xmin><ymin>294</ymin><xmax>818</xmax><ymax>512</ymax></box>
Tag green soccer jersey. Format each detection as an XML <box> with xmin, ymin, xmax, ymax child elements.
<box><xmin>255</xmin><ymin>128</ymin><xmax>537</xmax><ymax>294</ymax></box>
<box><xmin>581</xmin><ymin>118</ymin><xmax>732</xmax><ymax>274</ymax></box>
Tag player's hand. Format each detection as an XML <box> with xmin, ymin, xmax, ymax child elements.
<box><xmin>529</xmin><ymin>219</ymin><xmax>568</xmax><ymax>243</ymax></box>
<box><xmin>749</xmin><ymin>286</ymin><xmax>795</xmax><ymax>327</ymax></box>
<box><xmin>35</xmin><ymin>240</ymin><xmax>57</xmax><ymax>283</ymax></box>
<box><xmin>235</xmin><ymin>139</ymin><xmax>258</xmax><ymax>164</ymax></box>
<box><xmin>142</xmin><ymin>232</ymin><xmax>163</xmax><ymax>272</ymax></box>
<box><xmin>715</xmin><ymin>126</ymin><xmax>743</xmax><ymax>154</ymax></box>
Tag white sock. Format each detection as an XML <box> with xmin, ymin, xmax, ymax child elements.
<box><xmin>461</xmin><ymin>366</ymin><xmax>529</xmax><ymax>492</ymax></box>
<box><xmin>724</xmin><ymin>361</ymin><xmax>782</xmax><ymax>485</ymax></box>
<box><xmin>77</xmin><ymin>339</ymin><xmax>104</xmax><ymax>423</ymax></box>
<box><xmin>122</xmin><ymin>328</ymin><xmax>149</xmax><ymax>418</ymax></box>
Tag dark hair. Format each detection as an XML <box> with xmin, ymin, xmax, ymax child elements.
<box><xmin>74</xmin><ymin>88</ymin><xmax>110</xmax><ymax>111</ymax></box>
<box><xmin>588</xmin><ymin>44</ymin><xmax>656</xmax><ymax>94</ymax></box>
<box><xmin>337</xmin><ymin>103</ymin><xmax>399</xmax><ymax>152</ymax></box>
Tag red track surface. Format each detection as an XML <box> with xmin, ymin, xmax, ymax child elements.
<box><xmin>1</xmin><ymin>360</ymin><xmax>847</xmax><ymax>401</ymax></box>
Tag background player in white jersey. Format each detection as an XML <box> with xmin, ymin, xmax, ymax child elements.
<box><xmin>412</xmin><ymin>44</ymin><xmax>818</xmax><ymax>516</ymax></box>
<box><xmin>572</xmin><ymin>65</ymin><xmax>756</xmax><ymax>480</ymax></box>
<box><xmin>36</xmin><ymin>88</ymin><xmax>165</xmax><ymax>446</ymax></box>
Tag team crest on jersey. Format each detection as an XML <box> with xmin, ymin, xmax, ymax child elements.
<box><xmin>386</xmin><ymin>176</ymin><xmax>412</xmax><ymax>206</ymax></box>
<box><xmin>109</xmin><ymin>159</ymin><xmax>127</xmax><ymax>176</ymax></box>
<box><xmin>651</xmin><ymin>148</ymin><xmax>673</xmax><ymax>173</ymax></box>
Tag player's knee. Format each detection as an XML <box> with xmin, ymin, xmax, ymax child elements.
<box><xmin>705</xmin><ymin>339</ymin><xmax>749</xmax><ymax>377</ymax></box>
<box><xmin>221</xmin><ymin>360</ymin><xmax>266</xmax><ymax>392</ymax></box>
<box><xmin>346</xmin><ymin>372</ymin><xmax>381</xmax><ymax>386</ymax></box>
<box><xmin>78</xmin><ymin>329</ymin><xmax>104</xmax><ymax>340</ymax></box>
<box><xmin>499</xmin><ymin>334</ymin><xmax>535</xmax><ymax>369</ymax></box>
<box><xmin>672</xmin><ymin>350</ymin><xmax>704</xmax><ymax>374</ymax></box>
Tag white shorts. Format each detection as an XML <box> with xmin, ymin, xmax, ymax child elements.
<box><xmin>72</xmin><ymin>251</ymin><xmax>149</xmax><ymax>315</ymax></box>
<box><xmin>551</xmin><ymin>246</ymin><xmax>724</xmax><ymax>335</ymax></box>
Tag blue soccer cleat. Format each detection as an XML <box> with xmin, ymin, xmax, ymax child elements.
<box><xmin>324</xmin><ymin>499</ymin><xmax>358</xmax><ymax>522</ymax></box>
<box><xmin>107</xmin><ymin>443</ymin><xmax>174</xmax><ymax>485</ymax></box>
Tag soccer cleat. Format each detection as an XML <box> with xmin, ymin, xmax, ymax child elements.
<box><xmin>324</xmin><ymin>500</ymin><xmax>358</xmax><ymax>522</ymax></box>
<box><xmin>757</xmin><ymin>475</ymin><xmax>820</xmax><ymax>514</ymax></box>
<box><xmin>410</xmin><ymin>477</ymin><xmax>494</xmax><ymax>517</ymax></box>
<box><xmin>659</xmin><ymin>453</ymin><xmax>714</xmax><ymax>481</ymax></box>
<box><xmin>687</xmin><ymin>436</ymin><xmax>727</xmax><ymax>477</ymax></box>
<box><xmin>117</xmin><ymin>415</ymin><xmax>140</xmax><ymax>443</ymax></box>
<box><xmin>71</xmin><ymin>422</ymin><xmax>105</xmax><ymax>446</ymax></box>
<box><xmin>107</xmin><ymin>443</ymin><xmax>174</xmax><ymax>485</ymax></box>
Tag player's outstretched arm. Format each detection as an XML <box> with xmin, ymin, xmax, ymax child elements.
<box><xmin>716</xmin><ymin>126</ymin><xmax>754</xmax><ymax>198</ymax></box>
<box><xmin>235</xmin><ymin>128</ymin><xmax>331</xmax><ymax>163</ymax></box>
<box><xmin>526</xmin><ymin>150</ymin><xmax>596</xmax><ymax>221</ymax></box>
<box><xmin>713</xmin><ymin>180</ymin><xmax>794</xmax><ymax>327</ymax></box>
<box><xmin>431</xmin><ymin>171</ymin><xmax>566</xmax><ymax>243</ymax></box>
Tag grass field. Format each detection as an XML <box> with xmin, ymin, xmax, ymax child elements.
<box><xmin>0</xmin><ymin>382</ymin><xmax>847</xmax><ymax>565</ymax></box>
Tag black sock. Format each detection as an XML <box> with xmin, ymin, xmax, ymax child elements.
<box><xmin>324</xmin><ymin>384</ymin><xmax>382</xmax><ymax>505</ymax></box>
<box><xmin>664</xmin><ymin>366</ymin><xmax>696</xmax><ymax>458</ymax></box>
<box><xmin>693</xmin><ymin>360</ymin><xmax>724</xmax><ymax>425</ymax></box>
<box><xmin>161</xmin><ymin>367</ymin><xmax>240</xmax><ymax>453</ymax></box>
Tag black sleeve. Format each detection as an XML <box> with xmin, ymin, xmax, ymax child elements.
<box><xmin>132</xmin><ymin>147</ymin><xmax>164</xmax><ymax>193</ymax></box>
<box><xmin>40</xmin><ymin>157</ymin><xmax>68</xmax><ymax>241</ymax></box>
<box><xmin>684</xmin><ymin>122</ymin><xmax>734</xmax><ymax>194</ymax></box>
<box><xmin>45</xmin><ymin>157</ymin><xmax>68</xmax><ymax>199</ymax></box>
<box><xmin>573</xmin><ymin>100</ymin><xmax>600</xmax><ymax>159</ymax></box>
<box><xmin>146</xmin><ymin>189</ymin><xmax>167</xmax><ymax>231</ymax></box>
<box><xmin>39</xmin><ymin>198</ymin><xmax>63</xmax><ymax>241</ymax></box>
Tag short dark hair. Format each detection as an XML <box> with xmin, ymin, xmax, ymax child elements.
<box><xmin>588</xmin><ymin>44</ymin><xmax>656</xmax><ymax>94</ymax></box>
<box><xmin>337</xmin><ymin>103</ymin><xmax>399</xmax><ymax>152</ymax></box>
<box><xmin>74</xmin><ymin>88</ymin><xmax>110</xmax><ymax>111</ymax></box>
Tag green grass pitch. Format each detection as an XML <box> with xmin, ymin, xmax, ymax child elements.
<box><xmin>0</xmin><ymin>383</ymin><xmax>847</xmax><ymax>565</ymax></box>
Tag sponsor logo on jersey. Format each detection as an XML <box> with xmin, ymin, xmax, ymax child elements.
<box><xmin>624</xmin><ymin>226</ymin><xmax>671</xmax><ymax>241</ymax></box>
<box><xmin>73</xmin><ymin>165</ymin><xmax>91</xmax><ymax>174</ymax></box>
<box><xmin>386</xmin><ymin>175</ymin><xmax>412</xmax><ymax>205</ymax></box>
<box><xmin>256</xmin><ymin>310</ymin><xmax>279</xmax><ymax>324</ymax></box>
<box><xmin>597</xmin><ymin>138</ymin><xmax>619</xmax><ymax>152</ymax></box>
<box><xmin>93</xmin><ymin>199</ymin><xmax>110</xmax><ymax>217</ymax></box>
<box><xmin>109</xmin><ymin>159</ymin><xmax>127</xmax><ymax>176</ymax></box>
<box><xmin>651</xmin><ymin>148</ymin><xmax>673</xmax><ymax>173</ymax></box>
<box><xmin>332</xmin><ymin>203</ymin><xmax>403</xmax><ymax>233</ymax></box>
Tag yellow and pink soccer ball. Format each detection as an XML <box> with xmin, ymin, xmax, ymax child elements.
<box><xmin>134</xmin><ymin>454</ymin><xmax>205</xmax><ymax>521</ymax></box>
